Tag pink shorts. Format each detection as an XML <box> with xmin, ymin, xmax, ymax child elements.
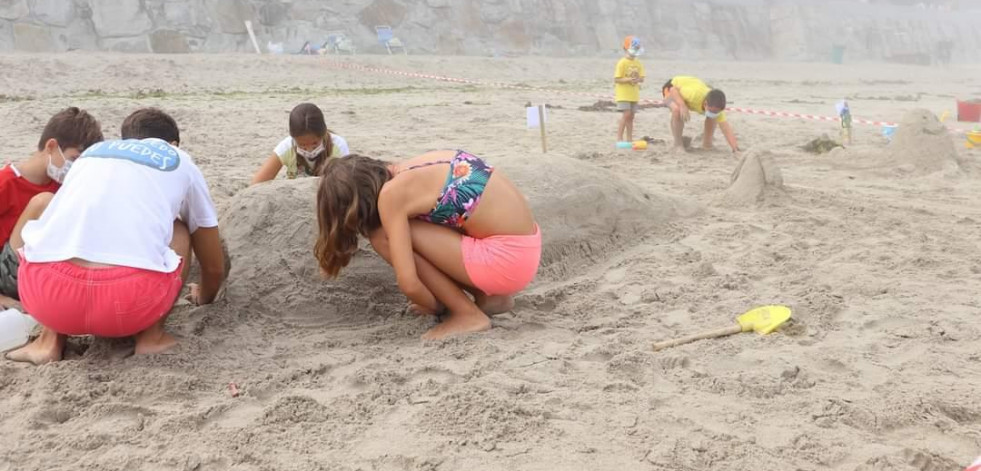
<box><xmin>462</xmin><ymin>225</ymin><xmax>542</xmax><ymax>296</ymax></box>
<box><xmin>17</xmin><ymin>251</ymin><xmax>184</xmax><ymax>338</ymax></box>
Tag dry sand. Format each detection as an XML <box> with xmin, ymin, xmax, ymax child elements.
<box><xmin>1</xmin><ymin>52</ymin><xmax>980</xmax><ymax>471</ymax></box>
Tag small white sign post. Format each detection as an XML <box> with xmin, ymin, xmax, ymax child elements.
<box><xmin>526</xmin><ymin>104</ymin><xmax>548</xmax><ymax>153</ymax></box>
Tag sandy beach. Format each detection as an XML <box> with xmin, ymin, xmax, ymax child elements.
<box><xmin>1</xmin><ymin>52</ymin><xmax>980</xmax><ymax>470</ymax></box>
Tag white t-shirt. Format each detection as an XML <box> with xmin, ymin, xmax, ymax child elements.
<box><xmin>21</xmin><ymin>138</ymin><xmax>218</xmax><ymax>273</ymax></box>
<box><xmin>273</xmin><ymin>134</ymin><xmax>350</xmax><ymax>178</ymax></box>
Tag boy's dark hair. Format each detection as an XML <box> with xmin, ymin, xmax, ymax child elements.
<box><xmin>662</xmin><ymin>79</ymin><xmax>674</xmax><ymax>97</ymax></box>
<box><xmin>706</xmin><ymin>89</ymin><xmax>727</xmax><ymax>110</ymax></box>
<box><xmin>288</xmin><ymin>103</ymin><xmax>334</xmax><ymax>176</ymax></box>
<box><xmin>37</xmin><ymin>107</ymin><xmax>104</xmax><ymax>152</ymax></box>
<box><xmin>121</xmin><ymin>108</ymin><xmax>180</xmax><ymax>145</ymax></box>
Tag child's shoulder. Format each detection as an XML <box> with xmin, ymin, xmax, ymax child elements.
<box><xmin>0</xmin><ymin>166</ymin><xmax>19</xmax><ymax>197</ymax></box>
<box><xmin>0</xmin><ymin>165</ymin><xmax>15</xmax><ymax>185</ymax></box>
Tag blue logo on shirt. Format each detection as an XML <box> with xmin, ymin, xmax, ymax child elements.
<box><xmin>81</xmin><ymin>138</ymin><xmax>180</xmax><ymax>171</ymax></box>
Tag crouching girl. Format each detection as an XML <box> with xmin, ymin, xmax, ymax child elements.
<box><xmin>314</xmin><ymin>150</ymin><xmax>540</xmax><ymax>339</ymax></box>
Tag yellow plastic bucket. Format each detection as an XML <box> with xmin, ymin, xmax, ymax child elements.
<box><xmin>967</xmin><ymin>131</ymin><xmax>981</xmax><ymax>149</ymax></box>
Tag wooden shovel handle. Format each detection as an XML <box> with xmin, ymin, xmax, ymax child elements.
<box><xmin>652</xmin><ymin>324</ymin><xmax>742</xmax><ymax>352</ymax></box>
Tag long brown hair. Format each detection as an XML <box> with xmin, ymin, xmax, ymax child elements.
<box><xmin>289</xmin><ymin>103</ymin><xmax>334</xmax><ymax>176</ymax></box>
<box><xmin>314</xmin><ymin>155</ymin><xmax>392</xmax><ymax>277</ymax></box>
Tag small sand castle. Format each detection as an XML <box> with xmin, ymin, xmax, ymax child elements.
<box><xmin>719</xmin><ymin>149</ymin><xmax>785</xmax><ymax>206</ymax></box>
<box><xmin>887</xmin><ymin>109</ymin><xmax>963</xmax><ymax>174</ymax></box>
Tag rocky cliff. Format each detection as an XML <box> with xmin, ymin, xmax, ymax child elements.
<box><xmin>1</xmin><ymin>0</ymin><xmax>978</xmax><ymax>62</ymax></box>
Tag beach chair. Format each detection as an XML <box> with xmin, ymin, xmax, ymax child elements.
<box><xmin>375</xmin><ymin>25</ymin><xmax>407</xmax><ymax>55</ymax></box>
<box><xmin>326</xmin><ymin>31</ymin><xmax>357</xmax><ymax>55</ymax></box>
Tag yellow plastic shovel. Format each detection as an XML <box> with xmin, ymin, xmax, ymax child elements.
<box><xmin>652</xmin><ymin>305</ymin><xmax>792</xmax><ymax>352</ymax></box>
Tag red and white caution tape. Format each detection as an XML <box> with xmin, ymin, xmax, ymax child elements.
<box><xmin>322</xmin><ymin>59</ymin><xmax>971</xmax><ymax>134</ymax></box>
<box><xmin>727</xmin><ymin>106</ymin><xmax>898</xmax><ymax>127</ymax></box>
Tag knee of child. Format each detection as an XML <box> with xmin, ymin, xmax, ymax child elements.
<box><xmin>367</xmin><ymin>229</ymin><xmax>389</xmax><ymax>257</ymax></box>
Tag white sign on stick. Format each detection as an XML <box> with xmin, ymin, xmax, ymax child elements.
<box><xmin>526</xmin><ymin>105</ymin><xmax>548</xmax><ymax>129</ymax></box>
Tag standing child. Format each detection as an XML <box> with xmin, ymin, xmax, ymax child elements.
<box><xmin>251</xmin><ymin>103</ymin><xmax>351</xmax><ymax>184</ymax></box>
<box><xmin>315</xmin><ymin>150</ymin><xmax>541</xmax><ymax>340</ymax></box>
<box><xmin>0</xmin><ymin>107</ymin><xmax>103</xmax><ymax>309</ymax></box>
<box><xmin>615</xmin><ymin>36</ymin><xmax>646</xmax><ymax>144</ymax></box>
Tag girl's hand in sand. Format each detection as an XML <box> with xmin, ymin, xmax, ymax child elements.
<box><xmin>407</xmin><ymin>302</ymin><xmax>447</xmax><ymax>318</ymax></box>
<box><xmin>407</xmin><ymin>303</ymin><xmax>437</xmax><ymax>316</ymax></box>
<box><xmin>186</xmin><ymin>283</ymin><xmax>202</xmax><ymax>306</ymax></box>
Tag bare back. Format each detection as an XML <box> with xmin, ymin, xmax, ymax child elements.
<box><xmin>388</xmin><ymin>150</ymin><xmax>535</xmax><ymax>239</ymax></box>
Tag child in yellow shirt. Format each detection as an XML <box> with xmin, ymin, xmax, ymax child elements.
<box><xmin>614</xmin><ymin>36</ymin><xmax>645</xmax><ymax>144</ymax></box>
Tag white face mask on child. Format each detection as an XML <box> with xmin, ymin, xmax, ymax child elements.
<box><xmin>295</xmin><ymin>141</ymin><xmax>325</xmax><ymax>161</ymax></box>
<box><xmin>46</xmin><ymin>147</ymin><xmax>72</xmax><ymax>183</ymax></box>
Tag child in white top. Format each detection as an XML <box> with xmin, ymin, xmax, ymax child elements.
<box><xmin>251</xmin><ymin>103</ymin><xmax>350</xmax><ymax>183</ymax></box>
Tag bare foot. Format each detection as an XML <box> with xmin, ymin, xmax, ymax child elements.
<box><xmin>475</xmin><ymin>294</ymin><xmax>514</xmax><ymax>316</ymax></box>
<box><xmin>5</xmin><ymin>329</ymin><xmax>64</xmax><ymax>365</ymax></box>
<box><xmin>671</xmin><ymin>144</ymin><xmax>689</xmax><ymax>154</ymax></box>
<box><xmin>422</xmin><ymin>310</ymin><xmax>491</xmax><ymax>340</ymax></box>
<box><xmin>133</xmin><ymin>329</ymin><xmax>177</xmax><ymax>355</ymax></box>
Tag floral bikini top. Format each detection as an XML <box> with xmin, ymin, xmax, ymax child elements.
<box><xmin>403</xmin><ymin>150</ymin><xmax>494</xmax><ymax>229</ymax></box>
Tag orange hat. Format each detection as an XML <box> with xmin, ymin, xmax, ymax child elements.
<box><xmin>623</xmin><ymin>36</ymin><xmax>636</xmax><ymax>50</ymax></box>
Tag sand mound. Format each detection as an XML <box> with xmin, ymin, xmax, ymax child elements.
<box><xmin>718</xmin><ymin>149</ymin><xmax>785</xmax><ymax>206</ymax></box>
<box><xmin>220</xmin><ymin>178</ymin><xmax>403</xmax><ymax>329</ymax></box>
<box><xmin>886</xmin><ymin>109</ymin><xmax>963</xmax><ymax>174</ymax></box>
<box><xmin>220</xmin><ymin>154</ymin><xmax>688</xmax><ymax>325</ymax></box>
<box><xmin>490</xmin><ymin>153</ymin><xmax>690</xmax><ymax>280</ymax></box>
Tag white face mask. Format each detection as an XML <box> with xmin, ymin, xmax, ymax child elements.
<box><xmin>46</xmin><ymin>147</ymin><xmax>72</xmax><ymax>183</ymax></box>
<box><xmin>705</xmin><ymin>110</ymin><xmax>719</xmax><ymax>119</ymax></box>
<box><xmin>295</xmin><ymin>141</ymin><xmax>325</xmax><ymax>161</ymax></box>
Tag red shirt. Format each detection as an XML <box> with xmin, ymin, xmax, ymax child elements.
<box><xmin>0</xmin><ymin>165</ymin><xmax>59</xmax><ymax>247</ymax></box>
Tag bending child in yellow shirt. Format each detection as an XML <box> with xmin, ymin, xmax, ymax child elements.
<box><xmin>662</xmin><ymin>76</ymin><xmax>740</xmax><ymax>153</ymax></box>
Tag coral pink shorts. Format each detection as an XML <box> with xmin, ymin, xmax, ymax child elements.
<box><xmin>462</xmin><ymin>225</ymin><xmax>541</xmax><ymax>296</ymax></box>
<box><xmin>17</xmin><ymin>250</ymin><xmax>184</xmax><ymax>338</ymax></box>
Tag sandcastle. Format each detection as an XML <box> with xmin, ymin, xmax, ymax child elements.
<box><xmin>886</xmin><ymin>109</ymin><xmax>964</xmax><ymax>174</ymax></box>
<box><xmin>719</xmin><ymin>150</ymin><xmax>786</xmax><ymax>207</ymax></box>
